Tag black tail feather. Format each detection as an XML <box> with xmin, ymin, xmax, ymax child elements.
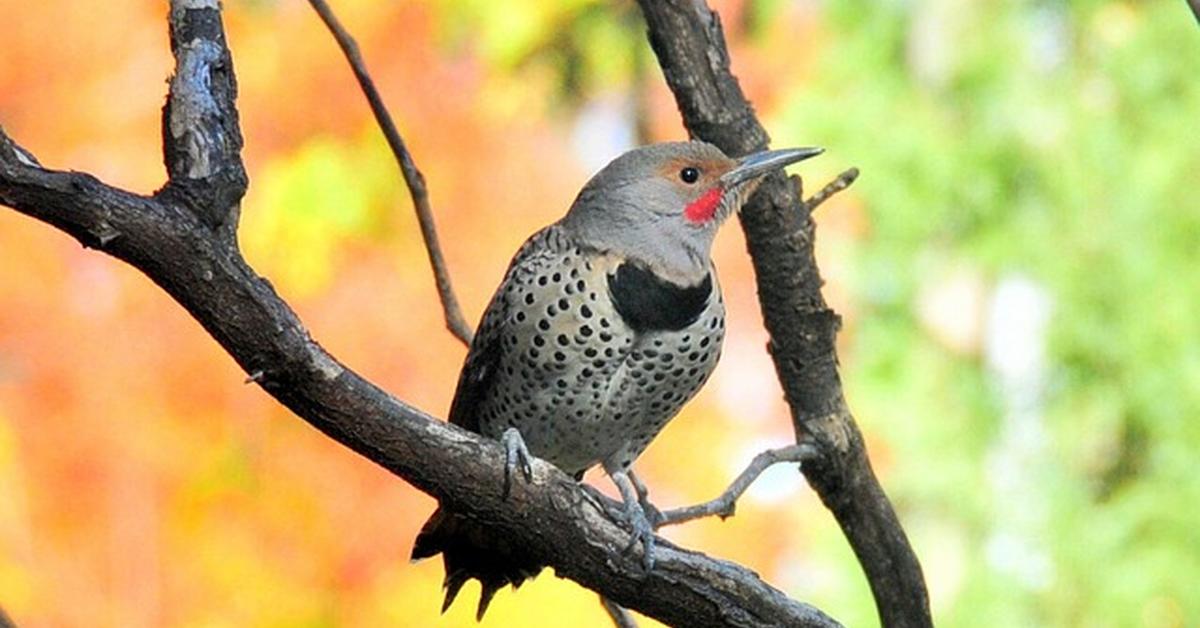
<box><xmin>412</xmin><ymin>507</ymin><xmax>544</xmax><ymax>620</ymax></box>
<box><xmin>442</xmin><ymin>569</ymin><xmax>469</xmax><ymax>614</ymax></box>
<box><xmin>475</xmin><ymin>581</ymin><xmax>501</xmax><ymax>621</ymax></box>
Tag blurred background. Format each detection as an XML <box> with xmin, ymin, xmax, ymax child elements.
<box><xmin>1</xmin><ymin>0</ymin><xmax>1198</xmax><ymax>626</ymax></box>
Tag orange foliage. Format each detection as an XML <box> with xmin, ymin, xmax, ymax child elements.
<box><xmin>0</xmin><ymin>1</ymin><xmax>843</xmax><ymax>626</ymax></box>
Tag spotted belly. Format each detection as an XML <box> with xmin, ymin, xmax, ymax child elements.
<box><xmin>475</xmin><ymin>247</ymin><xmax>725</xmax><ymax>477</ymax></box>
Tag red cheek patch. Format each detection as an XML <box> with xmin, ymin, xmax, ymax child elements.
<box><xmin>684</xmin><ymin>187</ymin><xmax>723</xmax><ymax>223</ymax></box>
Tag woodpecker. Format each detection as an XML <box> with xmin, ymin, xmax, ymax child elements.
<box><xmin>411</xmin><ymin>140</ymin><xmax>821</xmax><ymax>618</ymax></box>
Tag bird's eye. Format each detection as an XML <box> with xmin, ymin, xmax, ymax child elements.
<box><xmin>679</xmin><ymin>167</ymin><xmax>700</xmax><ymax>184</ymax></box>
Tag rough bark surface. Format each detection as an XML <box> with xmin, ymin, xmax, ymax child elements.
<box><xmin>0</xmin><ymin>2</ymin><xmax>855</xmax><ymax>627</ymax></box>
<box><xmin>637</xmin><ymin>2</ymin><xmax>933</xmax><ymax>626</ymax></box>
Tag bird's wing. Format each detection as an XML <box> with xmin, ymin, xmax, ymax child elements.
<box><xmin>446</xmin><ymin>225</ymin><xmax>565</xmax><ymax>433</ymax></box>
<box><xmin>422</xmin><ymin>228</ymin><xmax>568</xmax><ymax>616</ymax></box>
<box><xmin>445</xmin><ymin>330</ymin><xmax>500</xmax><ymax>433</ymax></box>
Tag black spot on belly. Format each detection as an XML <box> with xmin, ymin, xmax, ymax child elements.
<box><xmin>608</xmin><ymin>263</ymin><xmax>712</xmax><ymax>333</ymax></box>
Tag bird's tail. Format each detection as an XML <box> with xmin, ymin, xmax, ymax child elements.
<box><xmin>411</xmin><ymin>507</ymin><xmax>545</xmax><ymax>620</ymax></box>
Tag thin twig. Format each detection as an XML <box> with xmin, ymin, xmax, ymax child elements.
<box><xmin>657</xmin><ymin>443</ymin><xmax>817</xmax><ymax>527</ymax></box>
<box><xmin>1188</xmin><ymin>0</ymin><xmax>1200</xmax><ymax>25</ymax></box>
<box><xmin>804</xmin><ymin>167</ymin><xmax>859</xmax><ymax>213</ymax></box>
<box><xmin>600</xmin><ymin>594</ymin><xmax>640</xmax><ymax>628</ymax></box>
<box><xmin>307</xmin><ymin>0</ymin><xmax>474</xmax><ymax>347</ymax></box>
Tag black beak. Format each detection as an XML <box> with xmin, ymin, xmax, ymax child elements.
<box><xmin>720</xmin><ymin>147</ymin><xmax>823</xmax><ymax>187</ymax></box>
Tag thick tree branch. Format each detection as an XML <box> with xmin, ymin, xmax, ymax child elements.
<box><xmin>0</xmin><ymin>2</ymin><xmax>842</xmax><ymax>625</ymax></box>
<box><xmin>307</xmin><ymin>0</ymin><xmax>473</xmax><ymax>346</ymax></box>
<box><xmin>636</xmin><ymin>2</ymin><xmax>932</xmax><ymax>626</ymax></box>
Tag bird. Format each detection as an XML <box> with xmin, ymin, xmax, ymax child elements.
<box><xmin>410</xmin><ymin>140</ymin><xmax>821</xmax><ymax>619</ymax></box>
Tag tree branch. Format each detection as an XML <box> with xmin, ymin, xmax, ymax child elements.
<box><xmin>657</xmin><ymin>444</ymin><xmax>817</xmax><ymax>528</ymax></box>
<box><xmin>306</xmin><ymin>0</ymin><xmax>473</xmax><ymax>346</ymax></box>
<box><xmin>805</xmin><ymin>168</ymin><xmax>860</xmax><ymax>213</ymax></box>
<box><xmin>600</xmin><ymin>594</ymin><xmax>640</xmax><ymax>628</ymax></box>
<box><xmin>159</xmin><ymin>0</ymin><xmax>247</xmax><ymax>237</ymax></box>
<box><xmin>0</xmin><ymin>2</ymin><xmax>842</xmax><ymax>625</ymax></box>
<box><xmin>636</xmin><ymin>2</ymin><xmax>933</xmax><ymax>626</ymax></box>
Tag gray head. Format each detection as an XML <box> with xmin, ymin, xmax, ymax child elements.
<box><xmin>559</xmin><ymin>141</ymin><xmax>821</xmax><ymax>284</ymax></box>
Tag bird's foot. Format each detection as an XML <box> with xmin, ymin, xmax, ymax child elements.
<box><xmin>622</xmin><ymin>500</ymin><xmax>656</xmax><ymax>572</ymax></box>
<box><xmin>629</xmin><ymin>469</ymin><xmax>665</xmax><ymax>529</ymax></box>
<box><xmin>608</xmin><ymin>468</ymin><xmax>658</xmax><ymax>571</ymax></box>
<box><xmin>501</xmin><ymin>427</ymin><xmax>533</xmax><ymax>499</ymax></box>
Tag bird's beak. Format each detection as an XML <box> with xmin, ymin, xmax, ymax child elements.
<box><xmin>720</xmin><ymin>147</ymin><xmax>824</xmax><ymax>187</ymax></box>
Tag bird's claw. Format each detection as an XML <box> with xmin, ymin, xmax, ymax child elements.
<box><xmin>609</xmin><ymin>468</ymin><xmax>659</xmax><ymax>570</ymax></box>
<box><xmin>501</xmin><ymin>427</ymin><xmax>533</xmax><ymax>498</ymax></box>
<box><xmin>629</xmin><ymin>470</ymin><xmax>665</xmax><ymax>529</ymax></box>
<box><xmin>621</xmin><ymin>499</ymin><xmax>657</xmax><ymax>571</ymax></box>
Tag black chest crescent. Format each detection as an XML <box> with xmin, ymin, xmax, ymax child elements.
<box><xmin>607</xmin><ymin>262</ymin><xmax>712</xmax><ymax>333</ymax></box>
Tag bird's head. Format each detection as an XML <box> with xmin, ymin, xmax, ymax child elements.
<box><xmin>561</xmin><ymin>140</ymin><xmax>822</xmax><ymax>284</ymax></box>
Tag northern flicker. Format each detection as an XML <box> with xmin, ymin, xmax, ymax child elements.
<box><xmin>411</xmin><ymin>140</ymin><xmax>821</xmax><ymax>618</ymax></box>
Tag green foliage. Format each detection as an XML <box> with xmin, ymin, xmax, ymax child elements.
<box><xmin>774</xmin><ymin>0</ymin><xmax>1200</xmax><ymax>624</ymax></box>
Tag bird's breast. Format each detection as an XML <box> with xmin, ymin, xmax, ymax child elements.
<box><xmin>475</xmin><ymin>240</ymin><xmax>725</xmax><ymax>475</ymax></box>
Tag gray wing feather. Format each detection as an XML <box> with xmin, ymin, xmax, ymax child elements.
<box><xmin>446</xmin><ymin>226</ymin><xmax>564</xmax><ymax>433</ymax></box>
